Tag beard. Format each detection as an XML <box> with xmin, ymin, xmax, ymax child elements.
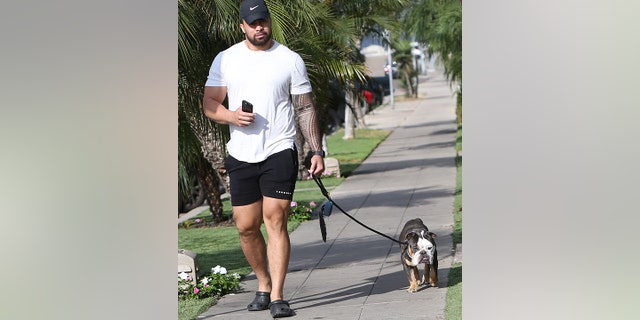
<box><xmin>246</xmin><ymin>31</ymin><xmax>272</xmax><ymax>47</ymax></box>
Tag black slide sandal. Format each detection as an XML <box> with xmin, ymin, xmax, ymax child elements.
<box><xmin>269</xmin><ymin>300</ymin><xmax>294</xmax><ymax>318</ymax></box>
<box><xmin>247</xmin><ymin>291</ymin><xmax>270</xmax><ymax>311</ymax></box>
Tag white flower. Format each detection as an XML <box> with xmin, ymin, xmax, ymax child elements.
<box><xmin>200</xmin><ymin>277</ymin><xmax>210</xmax><ymax>285</ymax></box>
<box><xmin>178</xmin><ymin>272</ymin><xmax>189</xmax><ymax>280</ymax></box>
<box><xmin>212</xmin><ymin>265</ymin><xmax>228</xmax><ymax>275</ymax></box>
<box><xmin>232</xmin><ymin>273</ymin><xmax>241</xmax><ymax>279</ymax></box>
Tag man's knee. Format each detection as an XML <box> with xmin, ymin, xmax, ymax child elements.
<box><xmin>263</xmin><ymin>211</ymin><xmax>288</xmax><ymax>232</ymax></box>
<box><xmin>233</xmin><ymin>202</ymin><xmax>263</xmax><ymax>236</ymax></box>
<box><xmin>235</xmin><ymin>217</ymin><xmax>263</xmax><ymax>240</ymax></box>
<box><xmin>262</xmin><ymin>198</ymin><xmax>290</xmax><ymax>218</ymax></box>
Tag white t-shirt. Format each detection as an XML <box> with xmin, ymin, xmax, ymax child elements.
<box><xmin>205</xmin><ymin>40</ymin><xmax>312</xmax><ymax>163</ymax></box>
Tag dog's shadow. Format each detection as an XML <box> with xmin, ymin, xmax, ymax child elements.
<box><xmin>370</xmin><ymin>265</ymin><xmax>459</xmax><ymax>294</ymax></box>
<box><xmin>291</xmin><ymin>265</ymin><xmax>460</xmax><ymax>310</ymax></box>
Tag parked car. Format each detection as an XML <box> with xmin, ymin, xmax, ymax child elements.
<box><xmin>356</xmin><ymin>76</ymin><xmax>384</xmax><ymax>109</ymax></box>
<box><xmin>384</xmin><ymin>61</ymin><xmax>399</xmax><ymax>79</ymax></box>
<box><xmin>323</xmin><ymin>76</ymin><xmax>385</xmax><ymax>134</ymax></box>
<box><xmin>371</xmin><ymin>76</ymin><xmax>391</xmax><ymax>96</ymax></box>
<box><xmin>178</xmin><ymin>176</ymin><xmax>206</xmax><ymax>214</ymax></box>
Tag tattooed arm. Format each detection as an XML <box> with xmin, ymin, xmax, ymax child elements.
<box><xmin>292</xmin><ymin>92</ymin><xmax>325</xmax><ymax>177</ymax></box>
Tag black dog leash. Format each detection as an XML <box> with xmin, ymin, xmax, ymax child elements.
<box><xmin>312</xmin><ymin>176</ymin><xmax>407</xmax><ymax>245</ymax></box>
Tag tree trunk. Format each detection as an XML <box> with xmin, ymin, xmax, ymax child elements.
<box><xmin>343</xmin><ymin>93</ymin><xmax>355</xmax><ymax>140</ymax></box>
<box><xmin>200</xmin><ymin>161</ymin><xmax>225</xmax><ymax>223</ymax></box>
<box><xmin>404</xmin><ymin>73</ymin><xmax>414</xmax><ymax>97</ymax></box>
<box><xmin>194</xmin><ymin>127</ymin><xmax>228</xmax><ymax>223</ymax></box>
<box><xmin>353</xmin><ymin>95</ymin><xmax>367</xmax><ymax>129</ymax></box>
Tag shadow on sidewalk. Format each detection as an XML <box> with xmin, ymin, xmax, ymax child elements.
<box><xmin>291</xmin><ymin>264</ymin><xmax>459</xmax><ymax>310</ymax></box>
<box><xmin>398</xmin><ymin>119</ymin><xmax>456</xmax><ymax>130</ymax></box>
<box><xmin>353</xmin><ymin>156</ymin><xmax>455</xmax><ymax>173</ymax></box>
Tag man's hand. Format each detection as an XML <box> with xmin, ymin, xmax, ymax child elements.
<box><xmin>232</xmin><ymin>107</ymin><xmax>255</xmax><ymax>127</ymax></box>
<box><xmin>307</xmin><ymin>155</ymin><xmax>325</xmax><ymax>177</ymax></box>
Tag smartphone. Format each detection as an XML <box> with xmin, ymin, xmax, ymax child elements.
<box><xmin>242</xmin><ymin>100</ymin><xmax>253</xmax><ymax>113</ymax></box>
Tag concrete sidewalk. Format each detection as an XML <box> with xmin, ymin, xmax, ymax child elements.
<box><xmin>197</xmin><ymin>68</ymin><xmax>459</xmax><ymax>320</ymax></box>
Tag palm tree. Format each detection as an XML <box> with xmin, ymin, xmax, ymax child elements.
<box><xmin>179</xmin><ymin>0</ymin><xmax>239</xmax><ymax>221</ymax></box>
<box><xmin>392</xmin><ymin>39</ymin><xmax>419</xmax><ymax>98</ymax></box>
<box><xmin>321</xmin><ymin>0</ymin><xmax>409</xmax><ymax>137</ymax></box>
<box><xmin>180</xmin><ymin>0</ymin><xmax>404</xmax><ymax>213</ymax></box>
<box><xmin>403</xmin><ymin>0</ymin><xmax>461</xmax><ymax>121</ymax></box>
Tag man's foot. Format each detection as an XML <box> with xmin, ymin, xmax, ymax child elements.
<box><xmin>269</xmin><ymin>300</ymin><xmax>294</xmax><ymax>318</ymax></box>
<box><xmin>247</xmin><ymin>291</ymin><xmax>270</xmax><ymax>311</ymax></box>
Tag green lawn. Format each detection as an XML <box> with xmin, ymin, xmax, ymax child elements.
<box><xmin>445</xmin><ymin>123</ymin><xmax>462</xmax><ymax>320</ymax></box>
<box><xmin>445</xmin><ymin>263</ymin><xmax>462</xmax><ymax>320</ymax></box>
<box><xmin>178</xmin><ymin>128</ymin><xmax>390</xmax><ymax>320</ymax></box>
<box><xmin>326</xmin><ymin>128</ymin><xmax>390</xmax><ymax>176</ymax></box>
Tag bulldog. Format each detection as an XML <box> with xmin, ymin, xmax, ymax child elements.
<box><xmin>399</xmin><ymin>218</ymin><xmax>438</xmax><ymax>292</ymax></box>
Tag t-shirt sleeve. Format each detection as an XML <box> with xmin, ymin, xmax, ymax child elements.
<box><xmin>290</xmin><ymin>55</ymin><xmax>312</xmax><ymax>95</ymax></box>
<box><xmin>205</xmin><ymin>52</ymin><xmax>226</xmax><ymax>87</ymax></box>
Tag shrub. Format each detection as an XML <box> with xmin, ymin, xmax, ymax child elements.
<box><xmin>289</xmin><ymin>200</ymin><xmax>317</xmax><ymax>222</ymax></box>
<box><xmin>178</xmin><ymin>265</ymin><xmax>240</xmax><ymax>300</ymax></box>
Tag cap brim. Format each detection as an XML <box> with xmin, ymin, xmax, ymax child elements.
<box><xmin>243</xmin><ymin>12</ymin><xmax>269</xmax><ymax>24</ymax></box>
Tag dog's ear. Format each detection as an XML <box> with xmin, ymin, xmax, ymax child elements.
<box><xmin>405</xmin><ymin>232</ymin><xmax>418</xmax><ymax>241</ymax></box>
<box><xmin>427</xmin><ymin>231</ymin><xmax>437</xmax><ymax>238</ymax></box>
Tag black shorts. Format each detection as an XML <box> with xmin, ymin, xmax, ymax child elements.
<box><xmin>224</xmin><ymin>148</ymin><xmax>298</xmax><ymax>206</ymax></box>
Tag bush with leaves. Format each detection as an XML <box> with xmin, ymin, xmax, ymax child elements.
<box><xmin>289</xmin><ymin>201</ymin><xmax>317</xmax><ymax>223</ymax></box>
<box><xmin>178</xmin><ymin>265</ymin><xmax>240</xmax><ymax>300</ymax></box>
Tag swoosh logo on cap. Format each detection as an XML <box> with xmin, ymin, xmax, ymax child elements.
<box><xmin>250</xmin><ymin>5</ymin><xmax>259</xmax><ymax>10</ymax></box>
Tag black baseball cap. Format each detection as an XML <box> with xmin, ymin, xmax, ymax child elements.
<box><xmin>240</xmin><ymin>0</ymin><xmax>270</xmax><ymax>24</ymax></box>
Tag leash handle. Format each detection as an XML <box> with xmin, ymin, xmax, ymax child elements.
<box><xmin>312</xmin><ymin>176</ymin><xmax>407</xmax><ymax>245</ymax></box>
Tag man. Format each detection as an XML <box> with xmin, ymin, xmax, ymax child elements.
<box><xmin>202</xmin><ymin>0</ymin><xmax>325</xmax><ymax>317</ymax></box>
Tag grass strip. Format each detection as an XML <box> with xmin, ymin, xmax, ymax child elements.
<box><xmin>445</xmin><ymin>123</ymin><xmax>462</xmax><ymax>320</ymax></box>
<box><xmin>445</xmin><ymin>263</ymin><xmax>462</xmax><ymax>320</ymax></box>
<box><xmin>178</xmin><ymin>297</ymin><xmax>216</xmax><ymax>320</ymax></box>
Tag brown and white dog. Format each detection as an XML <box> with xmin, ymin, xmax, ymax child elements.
<box><xmin>399</xmin><ymin>218</ymin><xmax>438</xmax><ymax>292</ymax></box>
